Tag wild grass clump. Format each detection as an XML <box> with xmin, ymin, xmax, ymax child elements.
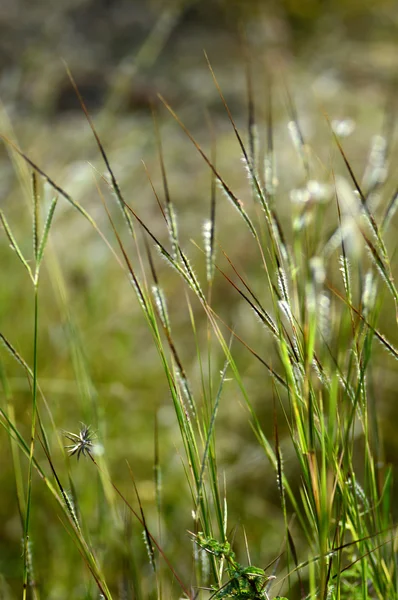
<box><xmin>1</xmin><ymin>53</ymin><xmax>398</xmax><ymax>600</ymax></box>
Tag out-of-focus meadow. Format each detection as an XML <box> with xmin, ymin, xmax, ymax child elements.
<box><xmin>1</xmin><ymin>1</ymin><xmax>398</xmax><ymax>598</ymax></box>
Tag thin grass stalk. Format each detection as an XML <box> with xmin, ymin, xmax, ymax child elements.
<box><xmin>22</xmin><ymin>282</ymin><xmax>39</xmax><ymax>600</ymax></box>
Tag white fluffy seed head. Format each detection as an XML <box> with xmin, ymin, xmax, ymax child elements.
<box><xmin>307</xmin><ymin>180</ymin><xmax>332</xmax><ymax>202</ymax></box>
<box><xmin>290</xmin><ymin>180</ymin><xmax>332</xmax><ymax>205</ymax></box>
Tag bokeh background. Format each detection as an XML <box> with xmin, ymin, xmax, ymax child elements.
<box><xmin>1</xmin><ymin>0</ymin><xmax>398</xmax><ymax>598</ymax></box>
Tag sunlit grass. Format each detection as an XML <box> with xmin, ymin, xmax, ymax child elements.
<box><xmin>1</xmin><ymin>50</ymin><xmax>398</xmax><ymax>600</ymax></box>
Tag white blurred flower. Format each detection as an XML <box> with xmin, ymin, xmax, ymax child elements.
<box><xmin>290</xmin><ymin>188</ymin><xmax>310</xmax><ymax>204</ymax></box>
<box><xmin>307</xmin><ymin>180</ymin><xmax>332</xmax><ymax>202</ymax></box>
<box><xmin>290</xmin><ymin>180</ymin><xmax>332</xmax><ymax>205</ymax></box>
<box><xmin>331</xmin><ymin>118</ymin><xmax>356</xmax><ymax>138</ymax></box>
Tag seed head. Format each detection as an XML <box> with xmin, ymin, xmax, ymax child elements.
<box><xmin>63</xmin><ymin>423</ymin><xmax>95</xmax><ymax>460</ymax></box>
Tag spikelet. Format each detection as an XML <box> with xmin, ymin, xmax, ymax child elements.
<box><xmin>63</xmin><ymin>489</ymin><xmax>80</xmax><ymax>532</ymax></box>
<box><xmin>249</xmin><ymin>123</ymin><xmax>259</xmax><ymax>168</ymax></box>
<box><xmin>241</xmin><ymin>154</ymin><xmax>253</xmax><ymax>183</ymax></box>
<box><xmin>363</xmin><ymin>135</ymin><xmax>388</xmax><ymax>192</ymax></box>
<box><xmin>32</xmin><ymin>172</ymin><xmax>39</xmax><ymax>261</ymax></box>
<box><xmin>362</xmin><ymin>271</ymin><xmax>377</xmax><ymax>317</ymax></box>
<box><xmin>142</xmin><ymin>529</ymin><xmax>156</xmax><ymax>572</ymax></box>
<box><xmin>339</xmin><ymin>254</ymin><xmax>351</xmax><ymax>299</ymax></box>
<box><xmin>24</xmin><ymin>539</ymin><xmax>36</xmax><ymax>590</ymax></box>
<box><xmin>176</xmin><ymin>370</ymin><xmax>195</xmax><ymax>417</ymax></box>
<box><xmin>202</xmin><ymin>219</ymin><xmax>215</xmax><ymax>283</ymax></box>
<box><xmin>264</xmin><ymin>152</ymin><xmax>278</xmax><ymax>196</ymax></box>
<box><xmin>165</xmin><ymin>203</ymin><xmax>179</xmax><ymax>261</ymax></box>
<box><xmin>288</xmin><ymin>120</ymin><xmax>302</xmax><ymax>153</ymax></box>
<box><xmin>312</xmin><ymin>356</ymin><xmax>331</xmax><ymax>387</ymax></box>
<box><xmin>36</xmin><ymin>196</ymin><xmax>58</xmax><ymax>272</ymax></box>
<box><xmin>275</xmin><ymin>447</ymin><xmax>284</xmax><ymax>493</ymax></box>
<box><xmin>277</xmin><ymin>266</ymin><xmax>290</xmax><ymax>305</ymax></box>
<box><xmin>180</xmin><ymin>251</ymin><xmax>205</xmax><ymax>302</ymax></box>
<box><xmin>129</xmin><ymin>274</ymin><xmax>147</xmax><ymax>312</ymax></box>
<box><xmin>318</xmin><ymin>292</ymin><xmax>331</xmax><ymax>342</ymax></box>
<box><xmin>152</xmin><ymin>285</ymin><xmax>170</xmax><ymax>331</ymax></box>
<box><xmin>278</xmin><ymin>300</ymin><xmax>293</xmax><ymax>325</ymax></box>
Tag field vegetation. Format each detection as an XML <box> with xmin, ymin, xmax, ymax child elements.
<box><xmin>1</xmin><ymin>2</ymin><xmax>398</xmax><ymax>598</ymax></box>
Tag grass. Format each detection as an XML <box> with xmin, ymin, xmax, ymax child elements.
<box><xmin>1</xmin><ymin>48</ymin><xmax>398</xmax><ymax>600</ymax></box>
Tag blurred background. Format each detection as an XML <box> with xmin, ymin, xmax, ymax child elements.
<box><xmin>1</xmin><ymin>0</ymin><xmax>398</xmax><ymax>598</ymax></box>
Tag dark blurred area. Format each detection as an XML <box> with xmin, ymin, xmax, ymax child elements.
<box><xmin>0</xmin><ymin>0</ymin><xmax>397</xmax><ymax>117</ymax></box>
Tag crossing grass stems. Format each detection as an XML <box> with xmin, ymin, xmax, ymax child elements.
<box><xmin>1</xmin><ymin>51</ymin><xmax>398</xmax><ymax>600</ymax></box>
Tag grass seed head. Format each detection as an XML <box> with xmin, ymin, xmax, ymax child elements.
<box><xmin>63</xmin><ymin>423</ymin><xmax>96</xmax><ymax>460</ymax></box>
